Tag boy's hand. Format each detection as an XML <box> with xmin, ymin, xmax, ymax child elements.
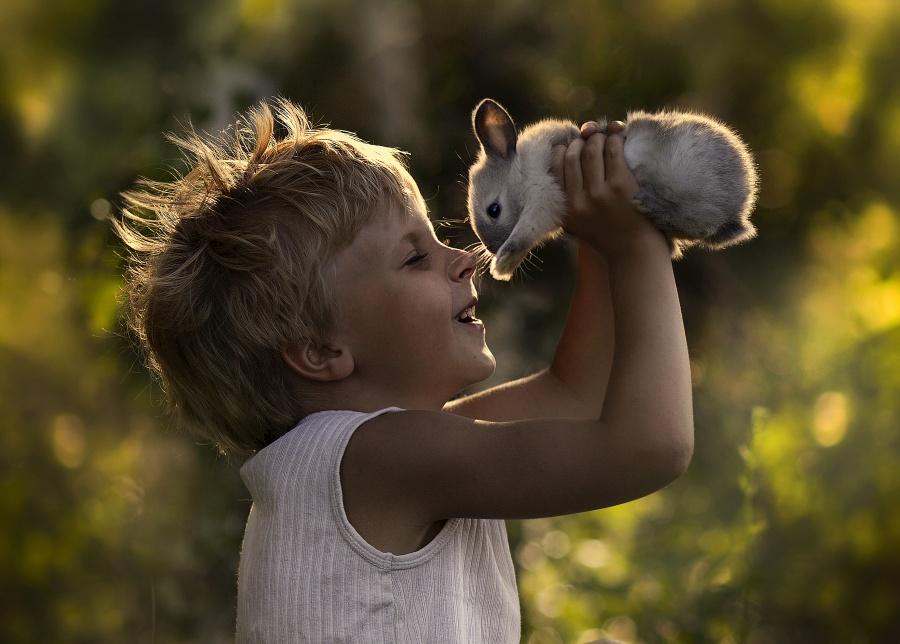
<box><xmin>550</xmin><ymin>121</ymin><xmax>663</xmax><ymax>259</ymax></box>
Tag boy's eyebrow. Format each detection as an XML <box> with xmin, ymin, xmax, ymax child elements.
<box><xmin>397</xmin><ymin>230</ymin><xmax>420</xmax><ymax>248</ymax></box>
<box><xmin>395</xmin><ymin>225</ymin><xmax>436</xmax><ymax>251</ymax></box>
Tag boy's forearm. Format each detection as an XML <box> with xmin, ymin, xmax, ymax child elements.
<box><xmin>600</xmin><ymin>232</ymin><xmax>694</xmax><ymax>455</ymax></box>
<box><xmin>549</xmin><ymin>240</ymin><xmax>615</xmax><ymax>418</ymax></box>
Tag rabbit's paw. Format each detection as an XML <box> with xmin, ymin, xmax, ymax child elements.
<box><xmin>631</xmin><ymin>195</ymin><xmax>652</xmax><ymax>215</ymax></box>
<box><xmin>632</xmin><ymin>185</ymin><xmax>679</xmax><ymax>221</ymax></box>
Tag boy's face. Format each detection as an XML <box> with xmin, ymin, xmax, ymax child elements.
<box><xmin>328</xmin><ymin>194</ymin><xmax>496</xmax><ymax>408</ymax></box>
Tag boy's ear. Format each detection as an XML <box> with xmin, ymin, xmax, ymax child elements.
<box><xmin>282</xmin><ymin>340</ymin><xmax>354</xmax><ymax>382</ymax></box>
<box><xmin>472</xmin><ymin>98</ymin><xmax>518</xmax><ymax>159</ymax></box>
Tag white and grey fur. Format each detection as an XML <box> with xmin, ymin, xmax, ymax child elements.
<box><xmin>467</xmin><ymin>98</ymin><xmax>760</xmax><ymax>280</ymax></box>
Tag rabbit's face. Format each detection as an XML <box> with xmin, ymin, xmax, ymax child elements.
<box><xmin>467</xmin><ymin>158</ymin><xmax>522</xmax><ymax>254</ymax></box>
<box><xmin>468</xmin><ymin>98</ymin><xmax>524</xmax><ymax>255</ymax></box>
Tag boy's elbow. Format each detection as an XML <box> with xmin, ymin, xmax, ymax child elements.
<box><xmin>672</xmin><ymin>430</ymin><xmax>695</xmax><ymax>477</ymax></box>
<box><xmin>652</xmin><ymin>425</ymin><xmax>694</xmax><ymax>484</ymax></box>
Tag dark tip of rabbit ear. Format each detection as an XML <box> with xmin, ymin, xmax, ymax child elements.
<box><xmin>472</xmin><ymin>98</ymin><xmax>517</xmax><ymax>159</ymax></box>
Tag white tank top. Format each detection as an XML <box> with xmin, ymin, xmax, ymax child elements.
<box><xmin>236</xmin><ymin>406</ymin><xmax>521</xmax><ymax>643</ymax></box>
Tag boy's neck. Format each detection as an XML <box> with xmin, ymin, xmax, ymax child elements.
<box><xmin>300</xmin><ymin>378</ymin><xmax>450</xmax><ymax>415</ymax></box>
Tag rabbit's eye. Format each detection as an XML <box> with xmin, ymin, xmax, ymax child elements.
<box><xmin>486</xmin><ymin>202</ymin><xmax>502</xmax><ymax>218</ymax></box>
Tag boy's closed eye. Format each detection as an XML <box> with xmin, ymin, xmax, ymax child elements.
<box><xmin>405</xmin><ymin>252</ymin><xmax>429</xmax><ymax>266</ymax></box>
<box><xmin>401</xmin><ymin>234</ymin><xmax>454</xmax><ymax>268</ymax></box>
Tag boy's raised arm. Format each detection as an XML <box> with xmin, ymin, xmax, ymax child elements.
<box><xmin>546</xmin><ymin>238</ymin><xmax>615</xmax><ymax>419</ymax></box>
<box><xmin>445</xmin><ymin>123</ymin><xmax>693</xmax><ymax>462</ymax></box>
<box><xmin>596</xmin><ymin>230</ymin><xmax>694</xmax><ymax>460</ymax></box>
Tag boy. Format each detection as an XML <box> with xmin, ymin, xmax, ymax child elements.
<box><xmin>114</xmin><ymin>96</ymin><xmax>693</xmax><ymax>642</ymax></box>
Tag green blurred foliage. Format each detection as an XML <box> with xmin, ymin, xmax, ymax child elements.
<box><xmin>1</xmin><ymin>0</ymin><xmax>898</xmax><ymax>642</ymax></box>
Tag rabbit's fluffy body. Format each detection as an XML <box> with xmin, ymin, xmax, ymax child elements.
<box><xmin>467</xmin><ymin>99</ymin><xmax>759</xmax><ymax>280</ymax></box>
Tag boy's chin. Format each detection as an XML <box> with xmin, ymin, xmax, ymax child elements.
<box><xmin>471</xmin><ymin>351</ymin><xmax>496</xmax><ymax>382</ymax></box>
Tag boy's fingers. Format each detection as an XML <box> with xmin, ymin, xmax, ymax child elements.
<box><xmin>564</xmin><ymin>137</ymin><xmax>585</xmax><ymax>196</ymax></box>
<box><xmin>580</xmin><ymin>131</ymin><xmax>606</xmax><ymax>193</ymax></box>
<box><xmin>579</xmin><ymin>121</ymin><xmax>602</xmax><ymax>138</ymax></box>
<box><xmin>606</xmin><ymin>120</ymin><xmax>626</xmax><ymax>134</ymax></box>
<box><xmin>603</xmin><ymin>133</ymin><xmax>636</xmax><ymax>191</ymax></box>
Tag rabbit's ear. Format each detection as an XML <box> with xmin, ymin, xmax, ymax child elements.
<box><xmin>472</xmin><ymin>99</ymin><xmax>518</xmax><ymax>159</ymax></box>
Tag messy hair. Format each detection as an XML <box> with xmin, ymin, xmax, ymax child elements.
<box><xmin>112</xmin><ymin>96</ymin><xmax>421</xmax><ymax>459</ymax></box>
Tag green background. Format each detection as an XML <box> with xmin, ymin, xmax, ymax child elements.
<box><xmin>1</xmin><ymin>0</ymin><xmax>898</xmax><ymax>641</ymax></box>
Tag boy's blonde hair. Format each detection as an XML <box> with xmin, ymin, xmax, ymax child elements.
<box><xmin>113</xmin><ymin>96</ymin><xmax>421</xmax><ymax>459</ymax></box>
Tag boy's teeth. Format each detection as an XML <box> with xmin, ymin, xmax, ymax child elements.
<box><xmin>456</xmin><ymin>305</ymin><xmax>477</xmax><ymax>321</ymax></box>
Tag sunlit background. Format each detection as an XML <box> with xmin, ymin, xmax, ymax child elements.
<box><xmin>2</xmin><ymin>0</ymin><xmax>899</xmax><ymax>642</ymax></box>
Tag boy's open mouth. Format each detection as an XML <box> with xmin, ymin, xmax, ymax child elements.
<box><xmin>454</xmin><ymin>297</ymin><xmax>481</xmax><ymax>325</ymax></box>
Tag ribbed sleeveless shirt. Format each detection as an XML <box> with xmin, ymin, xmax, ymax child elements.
<box><xmin>235</xmin><ymin>406</ymin><xmax>521</xmax><ymax>643</ymax></box>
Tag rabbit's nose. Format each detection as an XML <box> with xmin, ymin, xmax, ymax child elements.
<box><xmin>484</xmin><ymin>239</ymin><xmax>501</xmax><ymax>253</ymax></box>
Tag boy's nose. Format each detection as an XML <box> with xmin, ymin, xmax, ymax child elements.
<box><xmin>452</xmin><ymin>249</ymin><xmax>478</xmax><ymax>281</ymax></box>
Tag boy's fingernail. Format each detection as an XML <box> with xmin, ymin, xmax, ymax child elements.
<box><xmin>580</xmin><ymin>122</ymin><xmax>601</xmax><ymax>138</ymax></box>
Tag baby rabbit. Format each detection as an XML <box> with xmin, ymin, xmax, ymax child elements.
<box><xmin>467</xmin><ymin>98</ymin><xmax>760</xmax><ymax>280</ymax></box>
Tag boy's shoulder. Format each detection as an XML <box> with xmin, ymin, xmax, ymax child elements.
<box><xmin>342</xmin><ymin>410</ymin><xmax>449</xmax><ymax>554</ymax></box>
